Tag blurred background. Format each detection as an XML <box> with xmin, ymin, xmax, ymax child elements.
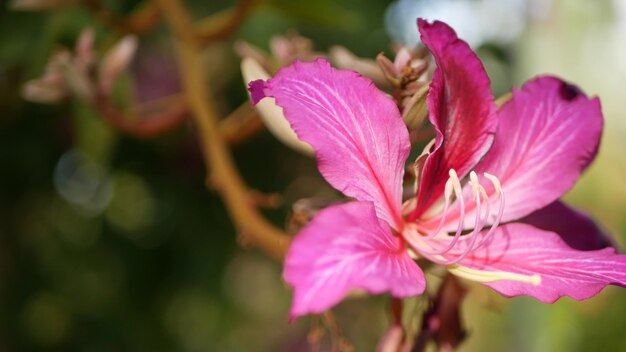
<box><xmin>1</xmin><ymin>0</ymin><xmax>626</xmax><ymax>351</ymax></box>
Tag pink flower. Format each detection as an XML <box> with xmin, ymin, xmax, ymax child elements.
<box><xmin>250</xmin><ymin>19</ymin><xmax>626</xmax><ymax>318</ymax></box>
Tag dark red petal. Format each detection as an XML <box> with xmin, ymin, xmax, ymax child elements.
<box><xmin>410</xmin><ymin>19</ymin><xmax>497</xmax><ymax>220</ymax></box>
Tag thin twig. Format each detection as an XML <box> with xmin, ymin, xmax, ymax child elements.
<box><xmin>195</xmin><ymin>0</ymin><xmax>259</xmax><ymax>43</ymax></box>
<box><xmin>219</xmin><ymin>102</ymin><xmax>264</xmax><ymax>145</ymax></box>
<box><xmin>155</xmin><ymin>0</ymin><xmax>291</xmax><ymax>259</ymax></box>
<box><xmin>82</xmin><ymin>0</ymin><xmax>161</xmax><ymax>35</ymax></box>
<box><xmin>94</xmin><ymin>92</ymin><xmax>188</xmax><ymax>138</ymax></box>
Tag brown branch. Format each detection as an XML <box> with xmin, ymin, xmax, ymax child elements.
<box><xmin>195</xmin><ymin>0</ymin><xmax>259</xmax><ymax>43</ymax></box>
<box><xmin>155</xmin><ymin>0</ymin><xmax>291</xmax><ymax>260</ymax></box>
<box><xmin>95</xmin><ymin>89</ymin><xmax>264</xmax><ymax>142</ymax></box>
<box><xmin>218</xmin><ymin>102</ymin><xmax>264</xmax><ymax>145</ymax></box>
<box><xmin>94</xmin><ymin>91</ymin><xmax>189</xmax><ymax>138</ymax></box>
<box><xmin>83</xmin><ymin>0</ymin><xmax>161</xmax><ymax>35</ymax></box>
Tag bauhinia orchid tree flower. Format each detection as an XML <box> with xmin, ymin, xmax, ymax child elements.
<box><xmin>249</xmin><ymin>19</ymin><xmax>626</xmax><ymax>319</ymax></box>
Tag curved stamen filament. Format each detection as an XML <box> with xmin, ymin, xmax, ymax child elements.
<box><xmin>427</xmin><ymin>169</ymin><xmax>465</xmax><ymax>254</ymax></box>
<box><xmin>404</xmin><ymin>170</ymin><xmax>528</xmax><ymax>286</ymax></box>
<box><xmin>448</xmin><ymin>265</ymin><xmax>541</xmax><ymax>285</ymax></box>
<box><xmin>404</xmin><ymin>169</ymin><xmax>507</xmax><ymax>268</ymax></box>
<box><xmin>423</xmin><ymin>177</ymin><xmax>453</xmax><ymax>240</ymax></box>
<box><xmin>444</xmin><ymin>171</ymin><xmax>483</xmax><ymax>265</ymax></box>
<box><xmin>473</xmin><ymin>172</ymin><xmax>505</xmax><ymax>250</ymax></box>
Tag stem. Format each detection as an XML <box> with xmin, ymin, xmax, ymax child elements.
<box><xmin>195</xmin><ymin>0</ymin><xmax>259</xmax><ymax>43</ymax></box>
<box><xmin>218</xmin><ymin>103</ymin><xmax>264</xmax><ymax>145</ymax></box>
<box><xmin>155</xmin><ymin>0</ymin><xmax>290</xmax><ymax>260</ymax></box>
<box><xmin>94</xmin><ymin>92</ymin><xmax>188</xmax><ymax>138</ymax></box>
<box><xmin>83</xmin><ymin>0</ymin><xmax>161</xmax><ymax>35</ymax></box>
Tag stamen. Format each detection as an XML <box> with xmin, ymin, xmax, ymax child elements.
<box><xmin>444</xmin><ymin>171</ymin><xmax>483</xmax><ymax>265</ymax></box>
<box><xmin>403</xmin><ymin>170</ymin><xmax>507</xmax><ymax>269</ymax></box>
<box><xmin>448</xmin><ymin>265</ymin><xmax>541</xmax><ymax>286</ymax></box>
<box><xmin>423</xmin><ymin>177</ymin><xmax>454</xmax><ymax>240</ymax></box>
<box><xmin>473</xmin><ymin>172</ymin><xmax>505</xmax><ymax>249</ymax></box>
<box><xmin>428</xmin><ymin>169</ymin><xmax>465</xmax><ymax>255</ymax></box>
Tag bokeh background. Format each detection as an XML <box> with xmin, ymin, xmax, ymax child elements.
<box><xmin>1</xmin><ymin>0</ymin><xmax>626</xmax><ymax>351</ymax></box>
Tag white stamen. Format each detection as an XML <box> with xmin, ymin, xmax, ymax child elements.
<box><xmin>405</xmin><ymin>170</ymin><xmax>508</xmax><ymax>268</ymax></box>
<box><xmin>428</xmin><ymin>169</ymin><xmax>465</xmax><ymax>255</ymax></box>
<box><xmin>473</xmin><ymin>172</ymin><xmax>506</xmax><ymax>249</ymax></box>
<box><xmin>407</xmin><ymin>248</ymin><xmax>419</xmax><ymax>260</ymax></box>
<box><xmin>423</xmin><ymin>177</ymin><xmax>453</xmax><ymax>240</ymax></box>
<box><xmin>444</xmin><ymin>171</ymin><xmax>482</xmax><ymax>265</ymax></box>
<box><xmin>448</xmin><ymin>265</ymin><xmax>541</xmax><ymax>286</ymax></box>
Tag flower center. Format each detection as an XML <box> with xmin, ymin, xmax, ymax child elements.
<box><xmin>402</xmin><ymin>169</ymin><xmax>541</xmax><ymax>286</ymax></box>
<box><xmin>405</xmin><ymin>169</ymin><xmax>505</xmax><ymax>260</ymax></box>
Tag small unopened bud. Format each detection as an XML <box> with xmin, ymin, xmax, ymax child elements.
<box><xmin>269</xmin><ymin>32</ymin><xmax>317</xmax><ymax>66</ymax></box>
<box><xmin>376</xmin><ymin>325</ymin><xmax>405</xmax><ymax>352</ymax></box>
<box><xmin>22</xmin><ymin>79</ymin><xmax>67</xmax><ymax>103</ymax></box>
<box><xmin>241</xmin><ymin>57</ymin><xmax>313</xmax><ymax>155</ymax></box>
<box><xmin>99</xmin><ymin>35</ymin><xmax>138</xmax><ymax>93</ymax></box>
<box><xmin>401</xmin><ymin>83</ymin><xmax>430</xmax><ymax>130</ymax></box>
<box><xmin>393</xmin><ymin>47</ymin><xmax>413</xmax><ymax>71</ymax></box>
<box><xmin>376</xmin><ymin>53</ymin><xmax>402</xmax><ymax>87</ymax></box>
<box><xmin>329</xmin><ymin>46</ymin><xmax>387</xmax><ymax>87</ymax></box>
<box><xmin>21</xmin><ymin>50</ymin><xmax>71</xmax><ymax>103</ymax></box>
<box><xmin>74</xmin><ymin>28</ymin><xmax>95</xmax><ymax>73</ymax></box>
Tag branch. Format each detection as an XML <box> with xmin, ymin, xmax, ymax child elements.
<box><xmin>155</xmin><ymin>0</ymin><xmax>291</xmax><ymax>260</ymax></box>
<box><xmin>83</xmin><ymin>0</ymin><xmax>161</xmax><ymax>35</ymax></box>
<box><xmin>195</xmin><ymin>0</ymin><xmax>259</xmax><ymax>43</ymax></box>
<box><xmin>94</xmin><ymin>92</ymin><xmax>189</xmax><ymax>138</ymax></box>
<box><xmin>218</xmin><ymin>102</ymin><xmax>264</xmax><ymax>145</ymax></box>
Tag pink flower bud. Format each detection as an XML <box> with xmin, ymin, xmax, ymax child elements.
<box><xmin>329</xmin><ymin>46</ymin><xmax>388</xmax><ymax>87</ymax></box>
<box><xmin>98</xmin><ymin>35</ymin><xmax>138</xmax><ymax>94</ymax></box>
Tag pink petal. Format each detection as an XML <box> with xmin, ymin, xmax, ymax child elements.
<box><xmin>521</xmin><ymin>201</ymin><xmax>615</xmax><ymax>251</ymax></box>
<box><xmin>249</xmin><ymin>59</ymin><xmax>409</xmax><ymax>229</ymax></box>
<box><xmin>426</xmin><ymin>76</ymin><xmax>604</xmax><ymax>231</ymax></box>
<box><xmin>409</xmin><ymin>19</ymin><xmax>497</xmax><ymax>219</ymax></box>
<box><xmin>475</xmin><ymin>76</ymin><xmax>603</xmax><ymax>223</ymax></box>
<box><xmin>450</xmin><ymin>223</ymin><xmax>626</xmax><ymax>303</ymax></box>
<box><xmin>284</xmin><ymin>201</ymin><xmax>425</xmax><ymax>318</ymax></box>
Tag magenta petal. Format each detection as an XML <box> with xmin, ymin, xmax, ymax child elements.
<box><xmin>452</xmin><ymin>223</ymin><xmax>626</xmax><ymax>303</ymax></box>
<box><xmin>248</xmin><ymin>79</ymin><xmax>267</xmax><ymax>105</ymax></box>
<box><xmin>249</xmin><ymin>59</ymin><xmax>409</xmax><ymax>229</ymax></box>
<box><xmin>284</xmin><ymin>201</ymin><xmax>425</xmax><ymax>318</ymax></box>
<box><xmin>521</xmin><ymin>201</ymin><xmax>614</xmax><ymax>251</ymax></box>
<box><xmin>474</xmin><ymin>76</ymin><xmax>603</xmax><ymax>222</ymax></box>
<box><xmin>410</xmin><ymin>19</ymin><xmax>497</xmax><ymax>219</ymax></box>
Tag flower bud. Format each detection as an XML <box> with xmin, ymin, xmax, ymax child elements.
<box><xmin>241</xmin><ymin>57</ymin><xmax>313</xmax><ymax>155</ymax></box>
<box><xmin>329</xmin><ymin>46</ymin><xmax>387</xmax><ymax>87</ymax></box>
<box><xmin>21</xmin><ymin>51</ymin><xmax>70</xmax><ymax>103</ymax></box>
<box><xmin>269</xmin><ymin>32</ymin><xmax>318</xmax><ymax>67</ymax></box>
<box><xmin>74</xmin><ymin>28</ymin><xmax>96</xmax><ymax>73</ymax></box>
<box><xmin>376</xmin><ymin>325</ymin><xmax>405</xmax><ymax>352</ymax></box>
<box><xmin>401</xmin><ymin>82</ymin><xmax>429</xmax><ymax>130</ymax></box>
<box><xmin>99</xmin><ymin>35</ymin><xmax>138</xmax><ymax>94</ymax></box>
<box><xmin>376</xmin><ymin>53</ymin><xmax>402</xmax><ymax>87</ymax></box>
